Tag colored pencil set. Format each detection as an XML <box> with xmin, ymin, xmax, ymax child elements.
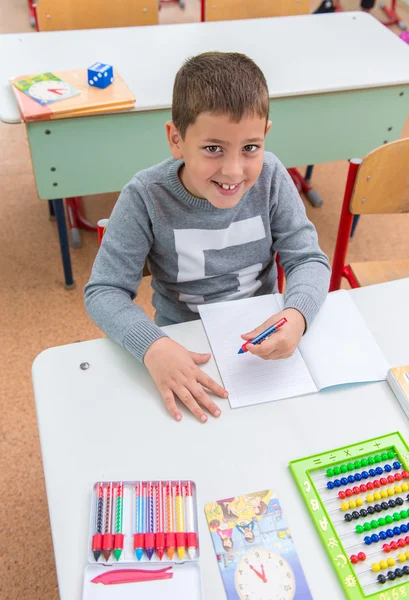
<box><xmin>134</xmin><ymin>480</ymin><xmax>198</xmax><ymax>561</ymax></box>
<box><xmin>90</xmin><ymin>480</ymin><xmax>198</xmax><ymax>563</ymax></box>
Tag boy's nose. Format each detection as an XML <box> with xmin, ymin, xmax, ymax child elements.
<box><xmin>220</xmin><ymin>157</ymin><xmax>243</xmax><ymax>181</ymax></box>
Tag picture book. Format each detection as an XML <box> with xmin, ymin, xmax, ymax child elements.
<box><xmin>9</xmin><ymin>68</ymin><xmax>135</xmax><ymax>122</ymax></box>
<box><xmin>11</xmin><ymin>72</ymin><xmax>80</xmax><ymax>105</ymax></box>
<box><xmin>204</xmin><ymin>490</ymin><xmax>313</xmax><ymax>599</ymax></box>
<box><xmin>198</xmin><ymin>289</ymin><xmax>390</xmax><ymax>408</ymax></box>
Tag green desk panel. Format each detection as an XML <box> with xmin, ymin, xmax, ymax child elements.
<box><xmin>27</xmin><ymin>85</ymin><xmax>409</xmax><ymax>200</ymax></box>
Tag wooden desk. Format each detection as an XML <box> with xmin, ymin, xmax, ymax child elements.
<box><xmin>2</xmin><ymin>13</ymin><xmax>409</xmax><ymax>286</ymax></box>
<box><xmin>32</xmin><ymin>278</ymin><xmax>409</xmax><ymax>599</ymax></box>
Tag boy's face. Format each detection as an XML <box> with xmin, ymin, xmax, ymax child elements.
<box><xmin>166</xmin><ymin>113</ymin><xmax>272</xmax><ymax>209</ymax></box>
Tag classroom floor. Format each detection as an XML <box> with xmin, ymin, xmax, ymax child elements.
<box><xmin>1</xmin><ymin>0</ymin><xmax>409</xmax><ymax>598</ymax></box>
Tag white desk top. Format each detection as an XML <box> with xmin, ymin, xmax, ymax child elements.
<box><xmin>32</xmin><ymin>279</ymin><xmax>409</xmax><ymax>599</ymax></box>
<box><xmin>2</xmin><ymin>12</ymin><xmax>409</xmax><ymax>123</ymax></box>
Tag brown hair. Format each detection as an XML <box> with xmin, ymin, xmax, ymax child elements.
<box><xmin>172</xmin><ymin>52</ymin><xmax>269</xmax><ymax>138</ymax></box>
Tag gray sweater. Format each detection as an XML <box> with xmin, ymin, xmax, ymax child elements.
<box><xmin>84</xmin><ymin>152</ymin><xmax>331</xmax><ymax>362</ymax></box>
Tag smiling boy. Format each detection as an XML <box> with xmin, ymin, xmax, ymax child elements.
<box><xmin>84</xmin><ymin>52</ymin><xmax>330</xmax><ymax>422</ymax></box>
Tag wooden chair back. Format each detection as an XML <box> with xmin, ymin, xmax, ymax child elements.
<box><xmin>204</xmin><ymin>0</ymin><xmax>310</xmax><ymax>22</ymax></box>
<box><xmin>36</xmin><ymin>0</ymin><xmax>158</xmax><ymax>31</ymax></box>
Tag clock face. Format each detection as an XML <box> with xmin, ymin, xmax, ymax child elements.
<box><xmin>235</xmin><ymin>549</ymin><xmax>295</xmax><ymax>600</ymax></box>
<box><xmin>28</xmin><ymin>80</ymin><xmax>73</xmax><ymax>104</ymax></box>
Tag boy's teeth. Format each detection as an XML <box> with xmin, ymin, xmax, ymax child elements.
<box><xmin>219</xmin><ymin>183</ymin><xmax>237</xmax><ymax>190</ymax></box>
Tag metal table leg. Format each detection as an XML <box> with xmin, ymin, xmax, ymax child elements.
<box><xmin>53</xmin><ymin>199</ymin><xmax>75</xmax><ymax>290</ymax></box>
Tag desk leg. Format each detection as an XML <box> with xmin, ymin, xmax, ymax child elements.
<box><xmin>53</xmin><ymin>199</ymin><xmax>75</xmax><ymax>290</ymax></box>
<box><xmin>48</xmin><ymin>200</ymin><xmax>55</xmax><ymax>220</ymax></box>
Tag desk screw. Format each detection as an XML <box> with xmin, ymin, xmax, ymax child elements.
<box><xmin>361</xmin><ymin>198</ymin><xmax>366</xmax><ymax>203</ymax></box>
<box><xmin>80</xmin><ymin>362</ymin><xmax>90</xmax><ymax>370</ymax></box>
<box><xmin>367</xmin><ymin>176</ymin><xmax>371</xmax><ymax>181</ymax></box>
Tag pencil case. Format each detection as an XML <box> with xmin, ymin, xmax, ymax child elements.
<box><xmin>82</xmin><ymin>479</ymin><xmax>203</xmax><ymax>600</ymax></box>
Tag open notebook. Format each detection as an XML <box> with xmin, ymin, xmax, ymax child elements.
<box><xmin>198</xmin><ymin>290</ymin><xmax>390</xmax><ymax>408</ymax></box>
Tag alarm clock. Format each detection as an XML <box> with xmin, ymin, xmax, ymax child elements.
<box><xmin>235</xmin><ymin>548</ymin><xmax>295</xmax><ymax>600</ymax></box>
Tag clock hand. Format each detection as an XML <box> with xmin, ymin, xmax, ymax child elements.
<box><xmin>249</xmin><ymin>564</ymin><xmax>267</xmax><ymax>583</ymax></box>
<box><xmin>261</xmin><ymin>564</ymin><xmax>267</xmax><ymax>582</ymax></box>
<box><xmin>48</xmin><ymin>88</ymin><xmax>66</xmax><ymax>95</ymax></box>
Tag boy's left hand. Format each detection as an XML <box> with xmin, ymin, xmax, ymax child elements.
<box><xmin>240</xmin><ymin>308</ymin><xmax>305</xmax><ymax>360</ymax></box>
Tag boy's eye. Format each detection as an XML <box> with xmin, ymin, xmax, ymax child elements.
<box><xmin>205</xmin><ymin>146</ymin><xmax>222</xmax><ymax>153</ymax></box>
<box><xmin>243</xmin><ymin>145</ymin><xmax>259</xmax><ymax>152</ymax></box>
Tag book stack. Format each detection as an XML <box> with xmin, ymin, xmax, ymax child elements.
<box><xmin>9</xmin><ymin>68</ymin><xmax>135</xmax><ymax>122</ymax></box>
<box><xmin>387</xmin><ymin>365</ymin><xmax>409</xmax><ymax>418</ymax></box>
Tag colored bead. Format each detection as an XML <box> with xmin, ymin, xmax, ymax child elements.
<box><xmin>380</xmin><ymin>478</ymin><xmax>387</xmax><ymax>486</ymax></box>
<box><xmin>402</xmin><ymin>484</ymin><xmax>409</xmax><ymax>491</ymax></box>
<box><xmin>347</xmin><ymin>463</ymin><xmax>355</xmax><ymax>471</ymax></box>
<box><xmin>396</xmin><ymin>568</ymin><xmax>404</xmax><ymax>577</ymax></box>
<box><xmin>388</xmin><ymin>557</ymin><xmax>396</xmax><ymax>566</ymax></box>
<box><xmin>376</xmin><ymin>467</ymin><xmax>383</xmax><ymax>475</ymax></box>
<box><xmin>364</xmin><ymin>536</ymin><xmax>372</xmax><ymax>544</ymax></box>
<box><xmin>341</xmin><ymin>465</ymin><xmax>348</xmax><ymax>473</ymax></box>
<box><xmin>388</xmin><ymin>476</ymin><xmax>395</xmax><ymax>484</ymax></box>
<box><xmin>374</xmin><ymin>455</ymin><xmax>382</xmax><ymax>463</ymax></box>
<box><xmin>371</xmin><ymin>534</ymin><xmax>379</xmax><ymax>543</ymax></box>
<box><xmin>360</xmin><ymin>509</ymin><xmax>368</xmax><ymax>517</ymax></box>
<box><xmin>341</xmin><ymin>502</ymin><xmax>349</xmax><ymax>511</ymax></box>
<box><xmin>381</xmin><ymin>502</ymin><xmax>389</xmax><ymax>510</ymax></box>
<box><xmin>371</xmin><ymin>519</ymin><xmax>379</xmax><ymax>529</ymax></box>
<box><xmin>339</xmin><ymin>491</ymin><xmax>346</xmax><ymax>499</ymax></box>
<box><xmin>351</xmin><ymin>511</ymin><xmax>360</xmax><ymax>519</ymax></box>
<box><xmin>380</xmin><ymin>531</ymin><xmax>388</xmax><ymax>540</ymax></box>
<box><xmin>361</xmin><ymin>459</ymin><xmax>369</xmax><ymax>467</ymax></box>
<box><xmin>361</xmin><ymin>471</ymin><xmax>369</xmax><ymax>479</ymax></box>
<box><xmin>403</xmin><ymin>566</ymin><xmax>409</xmax><ymax>575</ymax></box>
<box><xmin>375</xmin><ymin>492</ymin><xmax>383</xmax><ymax>501</ymax></box>
<box><xmin>358</xmin><ymin>552</ymin><xmax>366</xmax><ymax>561</ymax></box>
<box><xmin>346</xmin><ymin>489</ymin><xmax>353</xmax><ymax>497</ymax></box>
<box><xmin>352</xmin><ymin>486</ymin><xmax>360</xmax><ymax>495</ymax></box>
<box><xmin>334</xmin><ymin>479</ymin><xmax>341</xmax><ymax>487</ymax></box>
<box><xmin>355</xmin><ymin>474</ymin><xmax>362</xmax><ymax>482</ymax></box>
<box><xmin>327</xmin><ymin>481</ymin><xmax>334</xmax><ymax>489</ymax></box>
<box><xmin>400</xmin><ymin>539</ymin><xmax>407</xmax><ymax>548</ymax></box>
<box><xmin>347</xmin><ymin>475</ymin><xmax>355</xmax><ymax>483</ymax></box>
<box><xmin>356</xmin><ymin>525</ymin><xmax>364</xmax><ymax>534</ymax></box>
<box><xmin>383</xmin><ymin>544</ymin><xmax>391</xmax><ymax>552</ymax></box>
<box><xmin>374</xmin><ymin>480</ymin><xmax>381</xmax><ymax>488</ymax></box>
<box><xmin>350</xmin><ymin>554</ymin><xmax>359</xmax><ymax>564</ymax></box>
<box><xmin>334</xmin><ymin>467</ymin><xmax>341</xmax><ymax>475</ymax></box>
<box><xmin>386</xmin><ymin>516</ymin><xmax>393</xmax><ymax>524</ymax></box>
<box><xmin>354</xmin><ymin>460</ymin><xmax>361</xmax><ymax>469</ymax></box>
<box><xmin>367</xmin><ymin>494</ymin><xmax>375</xmax><ymax>503</ymax></box>
<box><xmin>396</xmin><ymin>486</ymin><xmax>403</xmax><ymax>493</ymax></box>
<box><xmin>402</xmin><ymin>509</ymin><xmax>409</xmax><ymax>518</ymax></box>
<box><xmin>368</xmin><ymin>457</ymin><xmax>375</xmax><ymax>465</ymax></box>
<box><xmin>369</xmin><ymin>469</ymin><xmax>376</xmax><ymax>477</ymax></box>
<box><xmin>349</xmin><ymin>500</ymin><xmax>357</xmax><ymax>509</ymax></box>
<box><xmin>377</xmin><ymin>574</ymin><xmax>386</xmax><ymax>583</ymax></box>
<box><xmin>380</xmin><ymin>560</ymin><xmax>388</xmax><ymax>569</ymax></box>
<box><xmin>378</xmin><ymin>518</ymin><xmax>386</xmax><ymax>526</ymax></box>
<box><xmin>359</xmin><ymin>484</ymin><xmax>367</xmax><ymax>493</ymax></box>
<box><xmin>406</xmin><ymin>550</ymin><xmax>409</xmax><ymax>557</ymax></box>
<box><xmin>381</xmin><ymin>452</ymin><xmax>389</xmax><ymax>461</ymax></box>
<box><xmin>366</xmin><ymin>482</ymin><xmax>374</xmax><ymax>491</ymax></box>
<box><xmin>345</xmin><ymin>513</ymin><xmax>353</xmax><ymax>522</ymax></box>
<box><xmin>372</xmin><ymin>562</ymin><xmax>381</xmax><ymax>572</ymax></box>
<box><xmin>356</xmin><ymin>497</ymin><xmax>364</xmax><ymax>506</ymax></box>
<box><xmin>394</xmin><ymin>462</ymin><xmax>401</xmax><ymax>469</ymax></box>
<box><xmin>397</xmin><ymin>498</ymin><xmax>404</xmax><ymax>506</ymax></box>
<box><xmin>364</xmin><ymin>523</ymin><xmax>372</xmax><ymax>531</ymax></box>
<box><xmin>403</xmin><ymin>471</ymin><xmax>409</xmax><ymax>478</ymax></box>
<box><xmin>398</xmin><ymin>553</ymin><xmax>406</xmax><ymax>562</ymax></box>
<box><xmin>389</xmin><ymin>499</ymin><xmax>396</xmax><ymax>508</ymax></box>
<box><xmin>394</xmin><ymin>527</ymin><xmax>401</xmax><ymax>535</ymax></box>
<box><xmin>387</xmin><ymin>529</ymin><xmax>394</xmax><ymax>537</ymax></box>
<box><xmin>340</xmin><ymin>477</ymin><xmax>348</xmax><ymax>485</ymax></box>
<box><xmin>401</xmin><ymin>524</ymin><xmax>409</xmax><ymax>533</ymax></box>
<box><xmin>387</xmin><ymin>571</ymin><xmax>396</xmax><ymax>580</ymax></box>
<box><xmin>391</xmin><ymin>541</ymin><xmax>399</xmax><ymax>550</ymax></box>
<box><xmin>384</xmin><ymin>464</ymin><xmax>392</xmax><ymax>473</ymax></box>
<box><xmin>326</xmin><ymin>468</ymin><xmax>334</xmax><ymax>477</ymax></box>
<box><xmin>382</xmin><ymin>490</ymin><xmax>390</xmax><ymax>498</ymax></box>
<box><xmin>405</xmin><ymin>536</ymin><xmax>409</xmax><ymax>543</ymax></box>
<box><xmin>367</xmin><ymin>506</ymin><xmax>375</xmax><ymax>515</ymax></box>
<box><xmin>396</xmin><ymin>474</ymin><xmax>403</xmax><ymax>482</ymax></box>
<box><xmin>375</xmin><ymin>504</ymin><xmax>382</xmax><ymax>513</ymax></box>
<box><xmin>388</xmin><ymin>451</ymin><xmax>395</xmax><ymax>459</ymax></box>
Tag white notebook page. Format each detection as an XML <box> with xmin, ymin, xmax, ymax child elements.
<box><xmin>198</xmin><ymin>295</ymin><xmax>317</xmax><ymax>408</ymax></box>
<box><xmin>299</xmin><ymin>289</ymin><xmax>390</xmax><ymax>390</ymax></box>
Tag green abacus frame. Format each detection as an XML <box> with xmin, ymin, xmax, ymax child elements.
<box><xmin>290</xmin><ymin>432</ymin><xmax>409</xmax><ymax>600</ymax></box>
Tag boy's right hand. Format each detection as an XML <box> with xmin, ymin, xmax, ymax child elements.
<box><xmin>143</xmin><ymin>337</ymin><xmax>228</xmax><ymax>423</ymax></box>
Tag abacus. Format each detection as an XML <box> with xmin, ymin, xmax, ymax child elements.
<box><xmin>290</xmin><ymin>432</ymin><xmax>409</xmax><ymax>600</ymax></box>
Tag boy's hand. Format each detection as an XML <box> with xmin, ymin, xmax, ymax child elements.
<box><xmin>143</xmin><ymin>337</ymin><xmax>228</xmax><ymax>422</ymax></box>
<box><xmin>240</xmin><ymin>308</ymin><xmax>305</xmax><ymax>360</ymax></box>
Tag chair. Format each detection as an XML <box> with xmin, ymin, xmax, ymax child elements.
<box><xmin>330</xmin><ymin>138</ymin><xmax>409</xmax><ymax>291</ymax></box>
<box><xmin>36</xmin><ymin>0</ymin><xmax>158</xmax><ymax>31</ymax></box>
<box><xmin>201</xmin><ymin>0</ymin><xmax>322</xmax><ymax>207</ymax></box>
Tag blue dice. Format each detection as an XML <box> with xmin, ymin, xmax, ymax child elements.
<box><xmin>87</xmin><ymin>62</ymin><xmax>114</xmax><ymax>89</ymax></box>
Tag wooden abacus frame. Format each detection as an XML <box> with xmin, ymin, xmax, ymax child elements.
<box><xmin>290</xmin><ymin>432</ymin><xmax>409</xmax><ymax>600</ymax></box>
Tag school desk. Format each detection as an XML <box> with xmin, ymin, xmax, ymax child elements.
<box><xmin>1</xmin><ymin>12</ymin><xmax>409</xmax><ymax>288</ymax></box>
<box><xmin>31</xmin><ymin>278</ymin><xmax>409</xmax><ymax>599</ymax></box>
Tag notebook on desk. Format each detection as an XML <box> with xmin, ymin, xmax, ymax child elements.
<box><xmin>198</xmin><ymin>290</ymin><xmax>390</xmax><ymax>408</ymax></box>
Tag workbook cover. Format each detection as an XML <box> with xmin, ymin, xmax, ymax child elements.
<box><xmin>204</xmin><ymin>490</ymin><xmax>312</xmax><ymax>599</ymax></box>
<box><xmin>10</xmin><ymin>68</ymin><xmax>135</xmax><ymax>122</ymax></box>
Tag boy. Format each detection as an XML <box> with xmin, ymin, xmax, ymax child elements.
<box><xmin>85</xmin><ymin>52</ymin><xmax>330</xmax><ymax>423</ymax></box>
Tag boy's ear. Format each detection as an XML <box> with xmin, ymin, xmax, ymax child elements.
<box><xmin>265</xmin><ymin>120</ymin><xmax>272</xmax><ymax>135</ymax></box>
<box><xmin>165</xmin><ymin>121</ymin><xmax>184</xmax><ymax>159</ymax></box>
